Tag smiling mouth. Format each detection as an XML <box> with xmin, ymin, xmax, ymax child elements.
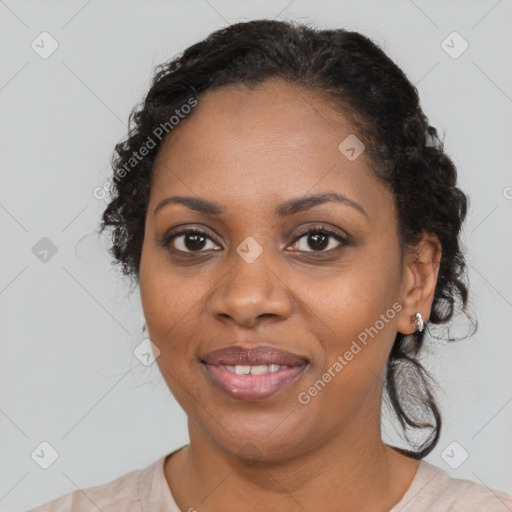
<box><xmin>217</xmin><ymin>363</ymin><xmax>294</xmax><ymax>374</ymax></box>
<box><xmin>200</xmin><ymin>344</ymin><xmax>310</xmax><ymax>401</ymax></box>
<box><xmin>201</xmin><ymin>361</ymin><xmax>309</xmax><ymax>401</ymax></box>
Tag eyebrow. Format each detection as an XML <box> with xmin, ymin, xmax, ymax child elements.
<box><xmin>153</xmin><ymin>192</ymin><xmax>368</xmax><ymax>218</ymax></box>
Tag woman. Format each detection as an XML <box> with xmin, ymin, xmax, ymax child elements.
<box><xmin>29</xmin><ymin>19</ymin><xmax>512</xmax><ymax>512</ymax></box>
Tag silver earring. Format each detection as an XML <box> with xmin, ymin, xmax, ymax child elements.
<box><xmin>413</xmin><ymin>312</ymin><xmax>424</xmax><ymax>332</ymax></box>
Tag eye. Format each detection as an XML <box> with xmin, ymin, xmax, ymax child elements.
<box><xmin>288</xmin><ymin>226</ymin><xmax>348</xmax><ymax>253</ymax></box>
<box><xmin>160</xmin><ymin>225</ymin><xmax>349</xmax><ymax>256</ymax></box>
<box><xmin>161</xmin><ymin>228</ymin><xmax>221</xmax><ymax>254</ymax></box>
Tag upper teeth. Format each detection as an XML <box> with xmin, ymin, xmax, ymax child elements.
<box><xmin>222</xmin><ymin>364</ymin><xmax>288</xmax><ymax>375</ymax></box>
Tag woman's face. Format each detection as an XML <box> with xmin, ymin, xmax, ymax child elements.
<box><xmin>139</xmin><ymin>79</ymin><xmax>417</xmax><ymax>462</ymax></box>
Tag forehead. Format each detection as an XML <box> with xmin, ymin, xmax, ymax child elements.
<box><xmin>150</xmin><ymin>79</ymin><xmax>389</xmax><ymax>219</ymax></box>
<box><xmin>156</xmin><ymin>78</ymin><xmax>359</xmax><ymax>157</ymax></box>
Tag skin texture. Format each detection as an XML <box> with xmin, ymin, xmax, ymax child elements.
<box><xmin>139</xmin><ymin>78</ymin><xmax>441</xmax><ymax>512</ymax></box>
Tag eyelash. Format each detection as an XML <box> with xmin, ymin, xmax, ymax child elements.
<box><xmin>159</xmin><ymin>225</ymin><xmax>349</xmax><ymax>256</ymax></box>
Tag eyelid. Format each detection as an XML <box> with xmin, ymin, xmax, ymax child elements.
<box><xmin>291</xmin><ymin>223</ymin><xmax>349</xmax><ymax>242</ymax></box>
<box><xmin>287</xmin><ymin>225</ymin><xmax>349</xmax><ymax>254</ymax></box>
<box><xmin>160</xmin><ymin>222</ymin><xmax>350</xmax><ymax>255</ymax></box>
<box><xmin>159</xmin><ymin>225</ymin><xmax>221</xmax><ymax>250</ymax></box>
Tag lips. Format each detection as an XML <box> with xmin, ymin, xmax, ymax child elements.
<box><xmin>201</xmin><ymin>345</ymin><xmax>309</xmax><ymax>401</ymax></box>
<box><xmin>202</xmin><ymin>345</ymin><xmax>308</xmax><ymax>367</ymax></box>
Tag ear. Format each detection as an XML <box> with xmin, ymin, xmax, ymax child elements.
<box><xmin>396</xmin><ymin>231</ymin><xmax>442</xmax><ymax>335</ymax></box>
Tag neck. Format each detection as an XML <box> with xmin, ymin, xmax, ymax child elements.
<box><xmin>164</xmin><ymin>410</ymin><xmax>419</xmax><ymax>512</ymax></box>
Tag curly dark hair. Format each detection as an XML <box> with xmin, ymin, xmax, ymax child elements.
<box><xmin>98</xmin><ymin>19</ymin><xmax>472</xmax><ymax>459</ymax></box>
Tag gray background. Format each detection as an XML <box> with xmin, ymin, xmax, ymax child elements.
<box><xmin>1</xmin><ymin>0</ymin><xmax>511</xmax><ymax>510</ymax></box>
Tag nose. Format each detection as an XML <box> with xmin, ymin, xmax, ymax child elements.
<box><xmin>208</xmin><ymin>249</ymin><xmax>293</xmax><ymax>328</ymax></box>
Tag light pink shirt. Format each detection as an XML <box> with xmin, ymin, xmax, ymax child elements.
<box><xmin>28</xmin><ymin>448</ymin><xmax>512</xmax><ymax>511</ymax></box>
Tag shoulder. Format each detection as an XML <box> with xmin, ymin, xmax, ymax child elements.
<box><xmin>26</xmin><ymin>456</ymin><xmax>164</xmax><ymax>512</ymax></box>
<box><xmin>392</xmin><ymin>459</ymin><xmax>512</xmax><ymax>511</ymax></box>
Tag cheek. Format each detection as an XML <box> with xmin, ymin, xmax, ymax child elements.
<box><xmin>140</xmin><ymin>272</ymin><xmax>199</xmax><ymax>357</ymax></box>
<box><xmin>140</xmin><ymin>239</ymin><xmax>198</xmax><ymax>328</ymax></box>
<box><xmin>139</xmin><ymin>244</ymin><xmax>218</xmax><ymax>369</ymax></box>
<box><xmin>298</xmin><ymin>244</ymin><xmax>402</xmax><ymax>395</ymax></box>
<box><xmin>139</xmin><ymin>254</ymin><xmax>208</xmax><ymax>408</ymax></box>
<box><xmin>298</xmin><ymin>248</ymin><xmax>401</xmax><ymax>342</ymax></box>
<box><xmin>139</xmin><ymin>243</ymin><xmax>184</xmax><ymax>351</ymax></box>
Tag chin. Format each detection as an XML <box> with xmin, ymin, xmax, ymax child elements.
<box><xmin>198</xmin><ymin>416</ymin><xmax>315</xmax><ymax>464</ymax></box>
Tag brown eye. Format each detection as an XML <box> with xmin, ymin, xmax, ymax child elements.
<box><xmin>289</xmin><ymin>227</ymin><xmax>348</xmax><ymax>253</ymax></box>
<box><xmin>163</xmin><ymin>228</ymin><xmax>221</xmax><ymax>253</ymax></box>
